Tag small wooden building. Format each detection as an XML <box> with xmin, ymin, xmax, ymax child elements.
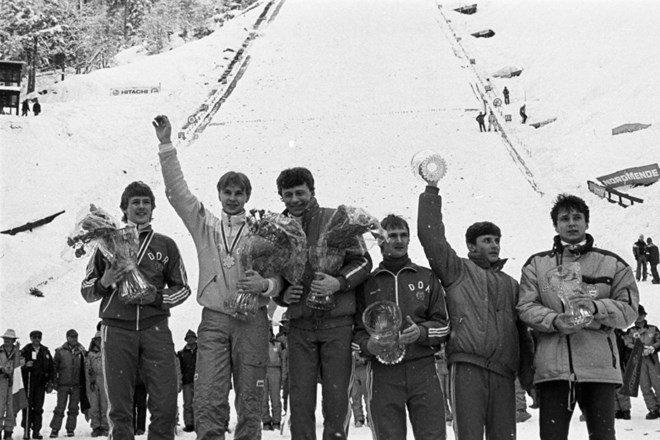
<box><xmin>0</xmin><ymin>61</ymin><xmax>24</xmax><ymax>116</ymax></box>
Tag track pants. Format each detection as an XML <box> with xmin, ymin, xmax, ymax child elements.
<box><xmin>101</xmin><ymin>321</ymin><xmax>178</xmax><ymax>440</ymax></box>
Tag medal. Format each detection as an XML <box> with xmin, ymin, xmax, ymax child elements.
<box><xmin>220</xmin><ymin>220</ymin><xmax>245</xmax><ymax>270</ymax></box>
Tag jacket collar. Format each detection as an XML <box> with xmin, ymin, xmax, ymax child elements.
<box><xmin>552</xmin><ymin>233</ymin><xmax>594</xmax><ymax>256</ymax></box>
<box><xmin>373</xmin><ymin>259</ymin><xmax>420</xmax><ymax>276</ymax></box>
<box><xmin>221</xmin><ymin>210</ymin><xmax>246</xmax><ymax>228</ymax></box>
<box><xmin>283</xmin><ymin>197</ymin><xmax>319</xmax><ymax>227</ymax></box>
<box><xmin>467</xmin><ymin>252</ymin><xmax>508</xmax><ymax>271</ymax></box>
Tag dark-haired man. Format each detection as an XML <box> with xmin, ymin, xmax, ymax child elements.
<box><xmin>273</xmin><ymin>167</ymin><xmax>372</xmax><ymax>440</ymax></box>
<box><xmin>81</xmin><ymin>180</ymin><xmax>191</xmax><ymax>440</ymax></box>
<box><xmin>354</xmin><ymin>215</ymin><xmax>450</xmax><ymax>440</ymax></box>
<box><xmin>518</xmin><ymin>193</ymin><xmax>638</xmax><ymax>440</ymax></box>
<box><xmin>154</xmin><ymin>115</ymin><xmax>282</xmax><ymax>440</ymax></box>
<box><xmin>417</xmin><ymin>180</ymin><xmax>533</xmax><ymax>440</ymax></box>
<box><xmin>21</xmin><ymin>330</ymin><xmax>54</xmax><ymax>439</ymax></box>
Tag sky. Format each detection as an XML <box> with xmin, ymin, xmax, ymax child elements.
<box><xmin>1</xmin><ymin>0</ymin><xmax>660</xmax><ymax>438</ymax></box>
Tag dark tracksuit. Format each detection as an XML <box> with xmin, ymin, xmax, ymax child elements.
<box><xmin>20</xmin><ymin>344</ymin><xmax>54</xmax><ymax>435</ymax></box>
<box><xmin>354</xmin><ymin>260</ymin><xmax>450</xmax><ymax>440</ymax></box>
<box><xmin>81</xmin><ymin>225</ymin><xmax>191</xmax><ymax>440</ymax></box>
<box><xmin>274</xmin><ymin>198</ymin><xmax>372</xmax><ymax>440</ymax></box>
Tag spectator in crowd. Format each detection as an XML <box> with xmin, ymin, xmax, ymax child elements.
<box><xmin>518</xmin><ymin>193</ymin><xmax>638</xmax><ymax>440</ymax></box>
<box><xmin>350</xmin><ymin>351</ymin><xmax>368</xmax><ymax>428</ymax></box>
<box><xmin>262</xmin><ymin>324</ymin><xmax>285</xmax><ymax>431</ymax></box>
<box><xmin>81</xmin><ymin>180</ymin><xmax>191</xmax><ymax>440</ymax></box>
<box><xmin>133</xmin><ymin>373</ymin><xmax>147</xmax><ymax>436</ymax></box>
<box><xmin>85</xmin><ymin>333</ymin><xmax>107</xmax><ymax>437</ymax></box>
<box><xmin>633</xmin><ymin>234</ymin><xmax>648</xmax><ymax>282</ymax></box>
<box><xmin>503</xmin><ymin>86</ymin><xmax>510</xmax><ymax>105</ymax></box>
<box><xmin>155</xmin><ymin>115</ymin><xmax>282</xmax><ymax>440</ymax></box>
<box><xmin>355</xmin><ymin>214</ymin><xmax>450</xmax><ymax>440</ymax></box>
<box><xmin>32</xmin><ymin>99</ymin><xmax>41</xmax><ymax>116</ymax></box>
<box><xmin>417</xmin><ymin>179</ymin><xmax>534</xmax><ymax>440</ymax></box>
<box><xmin>1</xmin><ymin>329</ymin><xmax>22</xmax><ymax>440</ymax></box>
<box><xmin>476</xmin><ymin>112</ymin><xmax>486</xmax><ymax>132</ymax></box>
<box><xmin>275</xmin><ymin>315</ymin><xmax>289</xmax><ymax>417</ymax></box>
<box><xmin>177</xmin><ymin>330</ymin><xmax>197</xmax><ymax>433</ymax></box>
<box><xmin>646</xmin><ymin>237</ymin><xmax>659</xmax><ymax>284</ymax></box>
<box><xmin>487</xmin><ymin>111</ymin><xmax>498</xmax><ymax>132</ymax></box>
<box><xmin>614</xmin><ymin>328</ymin><xmax>632</xmax><ymax>419</ymax></box>
<box><xmin>520</xmin><ymin>105</ymin><xmax>527</xmax><ymax>124</ymax></box>
<box><xmin>624</xmin><ymin>305</ymin><xmax>660</xmax><ymax>419</ymax></box>
<box><xmin>20</xmin><ymin>330</ymin><xmax>54</xmax><ymax>440</ymax></box>
<box><xmin>273</xmin><ymin>167</ymin><xmax>372</xmax><ymax>439</ymax></box>
<box><xmin>21</xmin><ymin>100</ymin><xmax>30</xmax><ymax>117</ymax></box>
<box><xmin>434</xmin><ymin>346</ymin><xmax>452</xmax><ymax>423</ymax></box>
<box><xmin>49</xmin><ymin>329</ymin><xmax>87</xmax><ymax>438</ymax></box>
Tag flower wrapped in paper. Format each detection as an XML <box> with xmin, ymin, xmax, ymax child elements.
<box><xmin>307</xmin><ymin>205</ymin><xmax>383</xmax><ymax>310</ymax></box>
<box><xmin>68</xmin><ymin>204</ymin><xmax>157</xmax><ymax>305</ymax></box>
<box><xmin>363</xmin><ymin>300</ymin><xmax>406</xmax><ymax>365</ymax></box>
<box><xmin>225</xmin><ymin>210</ymin><xmax>307</xmax><ymax>319</ymax></box>
<box><xmin>546</xmin><ymin>262</ymin><xmax>594</xmax><ymax>326</ymax></box>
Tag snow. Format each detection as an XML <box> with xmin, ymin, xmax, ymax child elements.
<box><xmin>2</xmin><ymin>0</ymin><xmax>660</xmax><ymax>438</ymax></box>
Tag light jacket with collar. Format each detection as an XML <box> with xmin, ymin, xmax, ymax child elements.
<box><xmin>417</xmin><ymin>186</ymin><xmax>534</xmax><ymax>384</ymax></box>
<box><xmin>53</xmin><ymin>342</ymin><xmax>86</xmax><ymax>387</ymax></box>
<box><xmin>273</xmin><ymin>197</ymin><xmax>373</xmax><ymax>327</ymax></box>
<box><xmin>518</xmin><ymin>234</ymin><xmax>638</xmax><ymax>385</ymax></box>
<box><xmin>353</xmin><ymin>259</ymin><xmax>450</xmax><ymax>363</ymax></box>
<box><xmin>159</xmin><ymin>144</ymin><xmax>282</xmax><ymax>315</ymax></box>
<box><xmin>81</xmin><ymin>224</ymin><xmax>191</xmax><ymax>331</ymax></box>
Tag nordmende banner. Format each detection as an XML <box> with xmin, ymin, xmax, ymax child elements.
<box><xmin>597</xmin><ymin>163</ymin><xmax>660</xmax><ymax>188</ymax></box>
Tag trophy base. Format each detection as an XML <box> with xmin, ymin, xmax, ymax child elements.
<box><xmin>377</xmin><ymin>345</ymin><xmax>406</xmax><ymax>365</ymax></box>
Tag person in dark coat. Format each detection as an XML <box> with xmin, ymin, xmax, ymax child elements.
<box><xmin>32</xmin><ymin>99</ymin><xmax>41</xmax><ymax>116</ymax></box>
<box><xmin>20</xmin><ymin>330</ymin><xmax>54</xmax><ymax>440</ymax></box>
<box><xmin>503</xmin><ymin>87</ymin><xmax>510</xmax><ymax>105</ymax></box>
<box><xmin>520</xmin><ymin>105</ymin><xmax>527</xmax><ymax>124</ymax></box>
<box><xmin>646</xmin><ymin>237</ymin><xmax>660</xmax><ymax>284</ymax></box>
<box><xmin>176</xmin><ymin>330</ymin><xmax>197</xmax><ymax>432</ymax></box>
<box><xmin>476</xmin><ymin>112</ymin><xmax>486</xmax><ymax>132</ymax></box>
<box><xmin>633</xmin><ymin>235</ymin><xmax>648</xmax><ymax>282</ymax></box>
<box><xmin>21</xmin><ymin>100</ymin><xmax>30</xmax><ymax>117</ymax></box>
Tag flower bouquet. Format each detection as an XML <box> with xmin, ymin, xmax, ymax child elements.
<box><xmin>307</xmin><ymin>205</ymin><xmax>383</xmax><ymax>310</ymax></box>
<box><xmin>226</xmin><ymin>210</ymin><xmax>307</xmax><ymax>319</ymax></box>
<box><xmin>68</xmin><ymin>204</ymin><xmax>156</xmax><ymax>305</ymax></box>
<box><xmin>363</xmin><ymin>300</ymin><xmax>406</xmax><ymax>365</ymax></box>
<box><xmin>546</xmin><ymin>262</ymin><xmax>593</xmax><ymax>326</ymax></box>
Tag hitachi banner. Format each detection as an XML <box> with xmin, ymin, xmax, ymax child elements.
<box><xmin>597</xmin><ymin>163</ymin><xmax>660</xmax><ymax>188</ymax></box>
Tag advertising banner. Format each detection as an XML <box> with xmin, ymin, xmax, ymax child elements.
<box><xmin>597</xmin><ymin>163</ymin><xmax>659</xmax><ymax>188</ymax></box>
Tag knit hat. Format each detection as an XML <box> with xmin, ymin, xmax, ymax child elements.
<box><xmin>465</xmin><ymin>221</ymin><xmax>501</xmax><ymax>245</ymax></box>
<box><xmin>120</xmin><ymin>181</ymin><xmax>156</xmax><ymax>212</ymax></box>
<box><xmin>639</xmin><ymin>304</ymin><xmax>647</xmax><ymax>316</ymax></box>
<box><xmin>66</xmin><ymin>329</ymin><xmax>79</xmax><ymax>338</ymax></box>
<box><xmin>29</xmin><ymin>330</ymin><xmax>42</xmax><ymax>339</ymax></box>
<box><xmin>1</xmin><ymin>329</ymin><xmax>18</xmax><ymax>340</ymax></box>
<box><xmin>185</xmin><ymin>329</ymin><xmax>197</xmax><ymax>341</ymax></box>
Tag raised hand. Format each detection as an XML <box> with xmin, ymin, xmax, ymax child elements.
<box><xmin>152</xmin><ymin>114</ymin><xmax>172</xmax><ymax>144</ymax></box>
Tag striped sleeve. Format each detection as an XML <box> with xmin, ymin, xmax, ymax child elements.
<box><xmin>419</xmin><ymin>274</ymin><xmax>450</xmax><ymax>346</ymax></box>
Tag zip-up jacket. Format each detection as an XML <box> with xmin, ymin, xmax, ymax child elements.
<box><xmin>623</xmin><ymin>321</ymin><xmax>660</xmax><ymax>364</ymax></box>
<box><xmin>81</xmin><ymin>225</ymin><xmax>191</xmax><ymax>331</ymax></box>
<box><xmin>418</xmin><ymin>186</ymin><xmax>534</xmax><ymax>384</ymax></box>
<box><xmin>518</xmin><ymin>234</ymin><xmax>638</xmax><ymax>385</ymax></box>
<box><xmin>354</xmin><ymin>260</ymin><xmax>450</xmax><ymax>363</ymax></box>
<box><xmin>159</xmin><ymin>144</ymin><xmax>282</xmax><ymax>315</ymax></box>
<box><xmin>21</xmin><ymin>343</ymin><xmax>54</xmax><ymax>388</ymax></box>
<box><xmin>176</xmin><ymin>344</ymin><xmax>197</xmax><ymax>385</ymax></box>
<box><xmin>273</xmin><ymin>197</ymin><xmax>373</xmax><ymax>327</ymax></box>
<box><xmin>85</xmin><ymin>350</ymin><xmax>104</xmax><ymax>387</ymax></box>
<box><xmin>52</xmin><ymin>342</ymin><xmax>86</xmax><ymax>387</ymax></box>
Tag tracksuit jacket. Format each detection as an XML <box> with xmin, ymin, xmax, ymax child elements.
<box><xmin>518</xmin><ymin>234</ymin><xmax>638</xmax><ymax>385</ymax></box>
<box><xmin>354</xmin><ymin>260</ymin><xmax>450</xmax><ymax>362</ymax></box>
<box><xmin>417</xmin><ymin>186</ymin><xmax>534</xmax><ymax>383</ymax></box>
<box><xmin>81</xmin><ymin>225</ymin><xmax>191</xmax><ymax>330</ymax></box>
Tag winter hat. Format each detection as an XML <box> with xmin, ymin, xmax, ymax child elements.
<box><xmin>66</xmin><ymin>329</ymin><xmax>79</xmax><ymax>338</ymax></box>
<box><xmin>638</xmin><ymin>305</ymin><xmax>647</xmax><ymax>316</ymax></box>
<box><xmin>120</xmin><ymin>181</ymin><xmax>156</xmax><ymax>212</ymax></box>
<box><xmin>1</xmin><ymin>329</ymin><xmax>18</xmax><ymax>340</ymax></box>
<box><xmin>465</xmin><ymin>221</ymin><xmax>501</xmax><ymax>245</ymax></box>
<box><xmin>185</xmin><ymin>330</ymin><xmax>197</xmax><ymax>341</ymax></box>
<box><xmin>29</xmin><ymin>330</ymin><xmax>42</xmax><ymax>339</ymax></box>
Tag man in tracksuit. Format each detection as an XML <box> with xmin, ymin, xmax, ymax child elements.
<box><xmin>273</xmin><ymin>167</ymin><xmax>372</xmax><ymax>440</ymax></box>
<box><xmin>354</xmin><ymin>215</ymin><xmax>450</xmax><ymax>440</ymax></box>
<box><xmin>417</xmin><ymin>181</ymin><xmax>534</xmax><ymax>440</ymax></box>
<box><xmin>81</xmin><ymin>181</ymin><xmax>191</xmax><ymax>440</ymax></box>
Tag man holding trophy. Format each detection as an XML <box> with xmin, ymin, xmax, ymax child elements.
<box><xmin>81</xmin><ymin>181</ymin><xmax>191</xmax><ymax>440</ymax></box>
<box><xmin>415</xmin><ymin>151</ymin><xmax>534</xmax><ymax>440</ymax></box>
<box><xmin>518</xmin><ymin>193</ymin><xmax>638</xmax><ymax>440</ymax></box>
<box><xmin>354</xmin><ymin>214</ymin><xmax>450</xmax><ymax>440</ymax></box>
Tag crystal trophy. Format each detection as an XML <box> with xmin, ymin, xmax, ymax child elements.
<box><xmin>411</xmin><ymin>150</ymin><xmax>447</xmax><ymax>183</ymax></box>
<box><xmin>363</xmin><ymin>300</ymin><xmax>406</xmax><ymax>365</ymax></box>
<box><xmin>546</xmin><ymin>262</ymin><xmax>593</xmax><ymax>326</ymax></box>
